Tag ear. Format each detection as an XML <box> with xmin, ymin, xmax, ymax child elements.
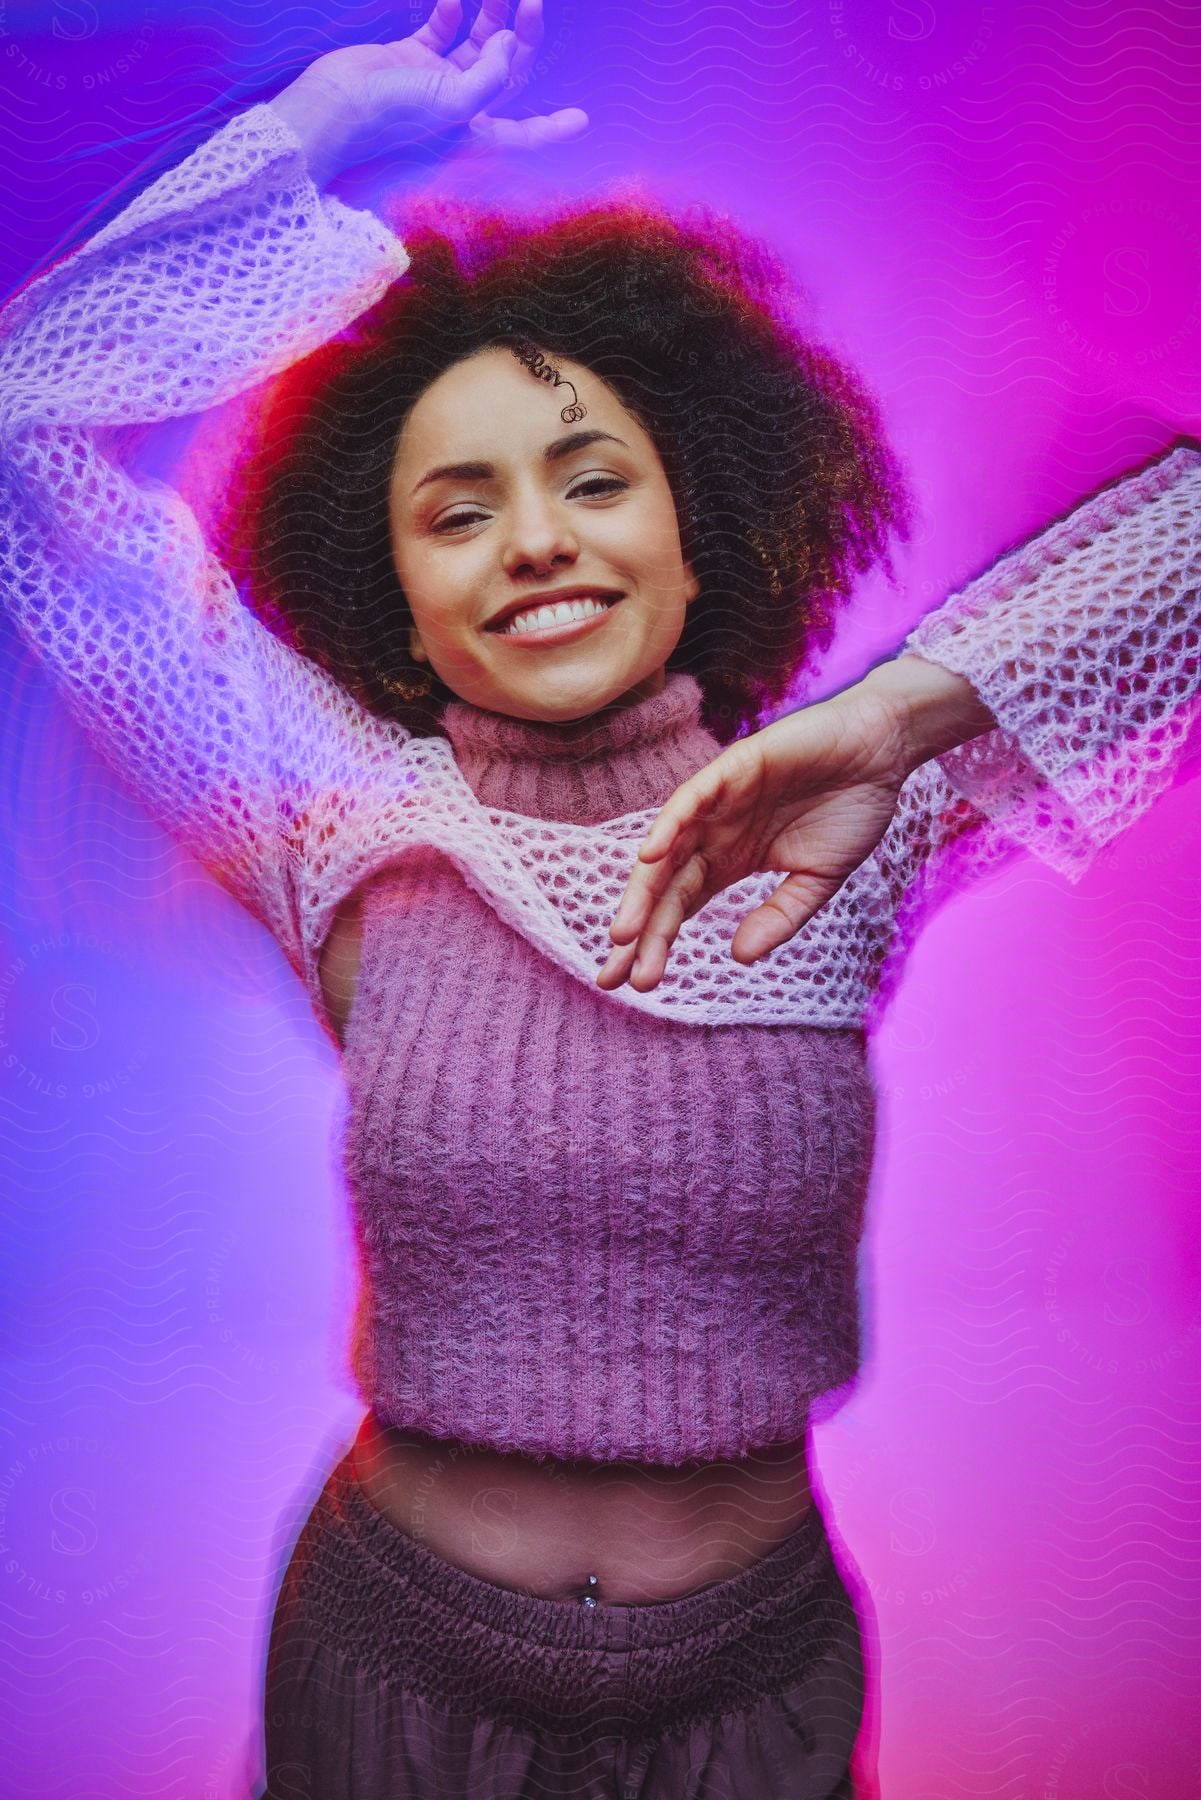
<box><xmin>408</xmin><ymin>624</ymin><xmax>430</xmax><ymax>664</ymax></box>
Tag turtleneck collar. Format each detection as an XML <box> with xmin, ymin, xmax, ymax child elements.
<box><xmin>441</xmin><ymin>672</ymin><xmax>723</xmax><ymax>823</ymax></box>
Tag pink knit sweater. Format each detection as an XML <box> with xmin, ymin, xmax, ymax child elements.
<box><xmin>2</xmin><ymin>103</ymin><xmax>1200</xmax><ymax>1466</ymax></box>
<box><xmin>341</xmin><ymin>672</ymin><xmax>875</xmax><ymax>1464</ymax></box>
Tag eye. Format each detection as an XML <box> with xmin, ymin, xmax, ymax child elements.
<box><xmin>569</xmin><ymin>476</ymin><xmax>628</xmax><ymax>499</ymax></box>
<box><xmin>429</xmin><ymin>506</ymin><xmax>490</xmax><ymax>535</ymax></box>
<box><xmin>430</xmin><ymin>478</ymin><xmax>630</xmax><ymax>532</ymax></box>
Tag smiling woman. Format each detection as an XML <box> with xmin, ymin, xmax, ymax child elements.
<box><xmin>3</xmin><ymin>0</ymin><xmax>1199</xmax><ymax>1796</ymax></box>
<box><xmin>219</xmin><ymin>179</ymin><xmax>907</xmax><ymax>749</ymax></box>
<box><xmin>388</xmin><ymin>346</ymin><xmax>700</xmax><ymax>721</ymax></box>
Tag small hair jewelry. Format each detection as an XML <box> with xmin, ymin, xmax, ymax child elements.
<box><xmin>379</xmin><ymin>665</ymin><xmax>433</xmax><ymax>703</ymax></box>
<box><xmin>510</xmin><ymin>341</ymin><xmax>587</xmax><ymax>424</ymax></box>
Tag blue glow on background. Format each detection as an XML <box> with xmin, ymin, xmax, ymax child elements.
<box><xmin>2</xmin><ymin>3</ymin><xmax>1200</xmax><ymax>1793</ymax></box>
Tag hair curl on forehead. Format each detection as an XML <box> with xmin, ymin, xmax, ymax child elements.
<box><xmin>508</xmin><ymin>340</ymin><xmax>587</xmax><ymax>422</ymax></box>
<box><xmin>219</xmin><ymin>192</ymin><xmax>911</xmax><ymax>746</ymax></box>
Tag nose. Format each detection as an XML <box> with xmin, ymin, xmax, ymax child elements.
<box><xmin>500</xmin><ymin>486</ymin><xmax>580</xmax><ymax>579</ymax></box>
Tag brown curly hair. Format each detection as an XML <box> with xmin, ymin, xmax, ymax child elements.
<box><xmin>219</xmin><ymin>191</ymin><xmax>910</xmax><ymax>746</ymax></box>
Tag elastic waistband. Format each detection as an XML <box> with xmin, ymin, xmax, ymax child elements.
<box><xmin>329</xmin><ymin>1447</ymin><xmax>837</xmax><ymax>1654</ymax></box>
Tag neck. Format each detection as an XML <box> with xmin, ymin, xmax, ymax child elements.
<box><xmin>441</xmin><ymin>672</ymin><xmax>722</xmax><ymax>824</ymax></box>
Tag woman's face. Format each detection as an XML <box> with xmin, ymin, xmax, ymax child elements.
<box><xmin>388</xmin><ymin>347</ymin><xmax>699</xmax><ymax>722</ymax></box>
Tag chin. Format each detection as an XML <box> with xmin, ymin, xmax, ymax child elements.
<box><xmin>488</xmin><ymin>669</ymin><xmax>661</xmax><ymax>723</ymax></box>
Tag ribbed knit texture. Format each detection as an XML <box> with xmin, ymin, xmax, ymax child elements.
<box><xmin>339</xmin><ymin>673</ymin><xmax>876</xmax><ymax>1464</ymax></box>
<box><xmin>2</xmin><ymin>103</ymin><xmax>1199</xmax><ymax>1047</ymax></box>
<box><xmin>3</xmin><ymin>101</ymin><xmax>1200</xmax><ymax>1465</ymax></box>
<box><xmin>443</xmin><ymin>677</ymin><xmax>727</xmax><ymax>824</ymax></box>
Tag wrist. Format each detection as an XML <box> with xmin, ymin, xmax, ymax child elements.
<box><xmin>267</xmin><ymin>79</ymin><xmax>357</xmax><ymax>188</ymax></box>
<box><xmin>858</xmin><ymin>653</ymin><xmax>997</xmax><ymax>775</ymax></box>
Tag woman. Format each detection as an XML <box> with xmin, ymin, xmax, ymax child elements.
<box><xmin>1</xmin><ymin>2</ymin><xmax>1197</xmax><ymax>1796</ymax></box>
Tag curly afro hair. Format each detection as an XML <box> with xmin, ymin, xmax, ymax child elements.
<box><xmin>219</xmin><ymin>192</ymin><xmax>910</xmax><ymax>747</ymax></box>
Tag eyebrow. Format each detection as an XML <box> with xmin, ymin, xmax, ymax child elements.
<box><xmin>410</xmin><ymin>429</ymin><xmax>630</xmax><ymax>497</ymax></box>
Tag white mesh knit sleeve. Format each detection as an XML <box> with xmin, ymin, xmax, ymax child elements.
<box><xmin>898</xmin><ymin>446</ymin><xmax>1201</xmax><ymax>884</ymax></box>
<box><xmin>860</xmin><ymin>447</ymin><xmax>1201</xmax><ymax>1025</ymax></box>
<box><xmin>0</xmin><ymin>102</ymin><xmax>413</xmax><ymax>969</ymax></box>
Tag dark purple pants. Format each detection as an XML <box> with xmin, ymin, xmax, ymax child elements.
<box><xmin>257</xmin><ymin>1447</ymin><xmax>866</xmax><ymax>1799</ymax></box>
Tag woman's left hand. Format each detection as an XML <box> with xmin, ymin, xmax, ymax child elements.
<box><xmin>269</xmin><ymin>0</ymin><xmax>587</xmax><ymax>190</ymax></box>
<box><xmin>597</xmin><ymin>683</ymin><xmax>913</xmax><ymax>993</ymax></box>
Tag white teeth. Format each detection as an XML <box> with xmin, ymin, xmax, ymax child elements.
<box><xmin>501</xmin><ymin>596</ymin><xmax>613</xmax><ymax>635</ymax></box>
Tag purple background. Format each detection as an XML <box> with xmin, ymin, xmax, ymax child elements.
<box><xmin>2</xmin><ymin>2</ymin><xmax>1200</xmax><ymax>1795</ymax></box>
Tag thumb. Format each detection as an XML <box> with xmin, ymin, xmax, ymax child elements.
<box><xmin>446</xmin><ymin>29</ymin><xmax>516</xmax><ymax>121</ymax></box>
<box><xmin>730</xmin><ymin>871</ymin><xmax>837</xmax><ymax>963</ymax></box>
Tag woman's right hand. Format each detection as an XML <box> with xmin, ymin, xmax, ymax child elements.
<box><xmin>597</xmin><ymin>688</ymin><xmax>915</xmax><ymax>992</ymax></box>
<box><xmin>597</xmin><ymin>657</ymin><xmax>998</xmax><ymax>992</ymax></box>
<box><xmin>269</xmin><ymin>0</ymin><xmax>588</xmax><ymax>188</ymax></box>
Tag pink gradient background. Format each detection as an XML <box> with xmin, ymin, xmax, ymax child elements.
<box><xmin>1</xmin><ymin>2</ymin><xmax>1199</xmax><ymax>1795</ymax></box>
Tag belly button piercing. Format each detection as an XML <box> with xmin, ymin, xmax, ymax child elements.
<box><xmin>580</xmin><ymin>1573</ymin><xmax>600</xmax><ymax>1609</ymax></box>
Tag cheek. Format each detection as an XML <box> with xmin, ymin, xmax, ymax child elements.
<box><xmin>396</xmin><ymin>545</ymin><xmax>476</xmax><ymax>630</ymax></box>
<box><xmin>642</xmin><ymin>480</ymin><xmax>688</xmax><ymax>556</ymax></box>
<box><xmin>597</xmin><ymin>491</ymin><xmax>687</xmax><ymax>571</ymax></box>
<box><xmin>644</xmin><ymin>517</ymin><xmax>691</xmax><ymax>584</ymax></box>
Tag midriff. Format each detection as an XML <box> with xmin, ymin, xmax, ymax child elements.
<box><xmin>351</xmin><ymin>1412</ymin><xmax>814</xmax><ymax>1606</ymax></box>
<box><xmin>327</xmin><ymin>892</ymin><xmax>816</xmax><ymax>1607</ymax></box>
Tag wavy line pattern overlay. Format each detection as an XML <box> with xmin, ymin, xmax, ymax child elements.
<box><xmin>2</xmin><ymin>1</ymin><xmax>1199</xmax><ymax>1795</ymax></box>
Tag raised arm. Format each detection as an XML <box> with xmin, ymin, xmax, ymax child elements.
<box><xmin>0</xmin><ymin>0</ymin><xmax>584</xmax><ymax>981</ymax></box>
<box><xmin>602</xmin><ymin>446</ymin><xmax>1201</xmax><ymax>994</ymax></box>
<box><xmin>892</xmin><ymin>445</ymin><xmax>1201</xmax><ymax>882</ymax></box>
<box><xmin>0</xmin><ymin>99</ymin><xmax>416</xmax><ymax>975</ymax></box>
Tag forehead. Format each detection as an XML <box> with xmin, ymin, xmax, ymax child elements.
<box><xmin>392</xmin><ymin>347</ymin><xmax>650</xmax><ymax>468</ymax></box>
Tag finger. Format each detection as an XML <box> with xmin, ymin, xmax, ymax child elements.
<box><xmin>469</xmin><ymin>107</ymin><xmax>589</xmax><ymax>148</ymax></box>
<box><xmin>606</xmin><ymin>777</ymin><xmax>727</xmax><ymax>939</ymax></box>
<box><xmin>729</xmin><ymin>871</ymin><xmax>834</xmax><ymax>963</ymax></box>
<box><xmin>508</xmin><ymin>0</ymin><xmax>544</xmax><ymax>83</ymax></box>
<box><xmin>633</xmin><ymin>797</ymin><xmax>697</xmax><ymax>867</ymax></box>
<box><xmin>449</xmin><ymin>0</ymin><xmax>510</xmax><ymax>67</ymax></box>
<box><xmin>595</xmin><ymin>937</ymin><xmax>638</xmax><ymax>991</ymax></box>
<box><xmin>638</xmin><ymin>766</ymin><xmax>736</xmax><ymax>866</ymax></box>
<box><xmin>444</xmin><ymin>28</ymin><xmax>517</xmax><ymax>118</ymax></box>
<box><xmin>606</xmin><ymin>858</ymin><xmax>674</xmax><ymax>948</ymax></box>
<box><xmin>608</xmin><ymin>821</ymin><xmax>703</xmax><ymax>944</ymax></box>
<box><xmin>633</xmin><ymin>839</ymin><xmax>747</xmax><ymax>986</ymax></box>
<box><xmin>626</xmin><ymin>854</ymin><xmax>715</xmax><ymax>991</ymax></box>
<box><xmin>411</xmin><ymin>0</ymin><xmax>462</xmax><ymax>53</ymax></box>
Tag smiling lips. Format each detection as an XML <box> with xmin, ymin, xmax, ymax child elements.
<box><xmin>489</xmin><ymin>592</ymin><xmax>623</xmax><ymax>643</ymax></box>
